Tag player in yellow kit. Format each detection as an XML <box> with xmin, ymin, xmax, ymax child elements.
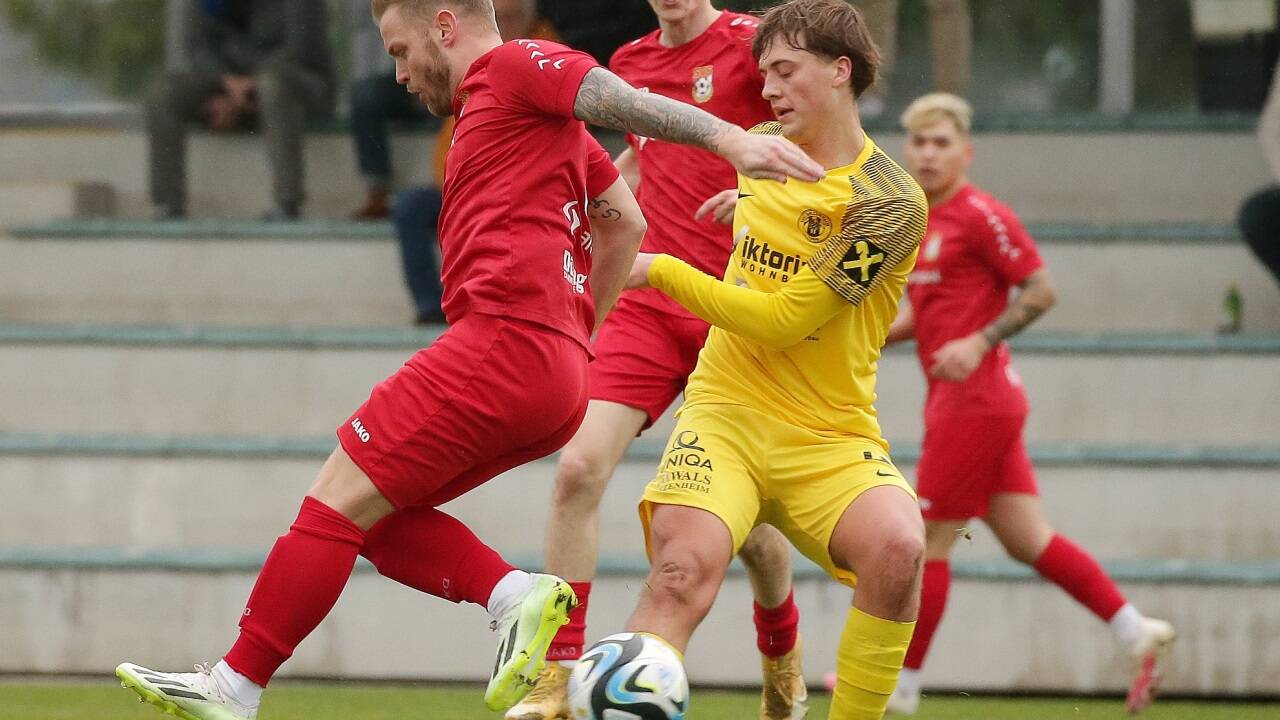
<box><xmin>615</xmin><ymin>2</ymin><xmax>928</xmax><ymax>718</ymax></box>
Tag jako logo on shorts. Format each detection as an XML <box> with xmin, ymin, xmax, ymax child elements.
<box><xmin>350</xmin><ymin>418</ymin><xmax>371</xmax><ymax>443</ymax></box>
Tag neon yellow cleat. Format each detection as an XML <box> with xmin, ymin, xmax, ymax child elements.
<box><xmin>116</xmin><ymin>662</ymin><xmax>256</xmax><ymax>720</ymax></box>
<box><xmin>485</xmin><ymin>574</ymin><xmax>578</xmax><ymax>712</ymax></box>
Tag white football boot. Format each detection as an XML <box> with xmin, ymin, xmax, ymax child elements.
<box><xmin>1125</xmin><ymin>617</ymin><xmax>1176</xmax><ymax>714</ymax></box>
<box><xmin>116</xmin><ymin>662</ymin><xmax>257</xmax><ymax>720</ymax></box>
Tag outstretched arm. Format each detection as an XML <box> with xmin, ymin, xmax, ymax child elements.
<box><xmin>573</xmin><ymin>67</ymin><xmax>823</xmax><ymax>183</ymax></box>
<box><xmin>627</xmin><ymin>253</ymin><xmax>847</xmax><ymax>350</ymax></box>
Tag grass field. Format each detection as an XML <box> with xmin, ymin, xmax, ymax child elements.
<box><xmin>3</xmin><ymin>681</ymin><xmax>1278</xmax><ymax>720</ymax></box>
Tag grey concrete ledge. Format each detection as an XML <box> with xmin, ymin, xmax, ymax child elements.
<box><xmin>0</xmin><ymin>107</ymin><xmax>1256</xmax><ymax>133</ymax></box>
<box><xmin>2</xmin><ymin>432</ymin><xmax>1277</xmax><ymax>467</ymax></box>
<box><xmin>1</xmin><ymin>546</ymin><xmax>1276</xmax><ymax>586</ymax></box>
<box><xmin>1</xmin><ymin>324</ymin><xmax>1276</xmax><ymax>354</ymax></box>
<box><xmin>7</xmin><ymin>219</ymin><xmax>1240</xmax><ymax>243</ymax></box>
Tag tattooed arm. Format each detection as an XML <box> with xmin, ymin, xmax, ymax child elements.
<box><xmin>587</xmin><ymin>176</ymin><xmax>646</xmax><ymax>328</ymax></box>
<box><xmin>929</xmin><ymin>268</ymin><xmax>1058</xmax><ymax>382</ymax></box>
<box><xmin>573</xmin><ymin>67</ymin><xmax>823</xmax><ymax>183</ymax></box>
<box><xmin>980</xmin><ymin>268</ymin><xmax>1057</xmax><ymax>346</ymax></box>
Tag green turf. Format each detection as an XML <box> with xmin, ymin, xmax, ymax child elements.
<box><xmin>2</xmin><ymin>681</ymin><xmax>1276</xmax><ymax>719</ymax></box>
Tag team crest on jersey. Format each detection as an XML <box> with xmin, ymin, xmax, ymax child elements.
<box><xmin>797</xmin><ymin>209</ymin><xmax>833</xmax><ymax>243</ymax></box>
<box><xmin>923</xmin><ymin>231</ymin><xmax>943</xmax><ymax>261</ymax></box>
<box><xmin>692</xmin><ymin>65</ymin><xmax>714</xmax><ymax>103</ymax></box>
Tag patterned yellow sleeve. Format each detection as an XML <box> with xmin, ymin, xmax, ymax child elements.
<box><xmin>647</xmin><ymin>254</ymin><xmax>848</xmax><ymax>350</ymax></box>
<box><xmin>808</xmin><ymin>193</ymin><xmax>928</xmax><ymax>306</ymax></box>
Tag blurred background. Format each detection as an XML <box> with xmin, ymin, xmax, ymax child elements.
<box><xmin>0</xmin><ymin>0</ymin><xmax>1278</xmax><ymax>712</ymax></box>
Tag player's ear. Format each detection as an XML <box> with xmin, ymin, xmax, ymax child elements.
<box><xmin>831</xmin><ymin>56</ymin><xmax>853</xmax><ymax>90</ymax></box>
<box><xmin>435</xmin><ymin>8</ymin><xmax>460</xmax><ymax>46</ymax></box>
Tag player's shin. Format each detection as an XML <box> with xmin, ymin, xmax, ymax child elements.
<box><xmin>361</xmin><ymin>506</ymin><xmax>515</xmax><ymax>606</ymax></box>
<box><xmin>224</xmin><ymin>497</ymin><xmax>366</xmax><ymax>687</ymax></box>
<box><xmin>902</xmin><ymin>560</ymin><xmax>951</xmax><ymax>671</ymax></box>
<box><xmin>830</xmin><ymin>607</ymin><xmax>916</xmax><ymax>720</ymax></box>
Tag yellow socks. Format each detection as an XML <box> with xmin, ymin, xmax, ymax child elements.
<box><xmin>830</xmin><ymin>606</ymin><xmax>916</xmax><ymax>720</ymax></box>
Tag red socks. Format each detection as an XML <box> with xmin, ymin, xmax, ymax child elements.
<box><xmin>224</xmin><ymin>497</ymin><xmax>365</xmax><ymax>687</ymax></box>
<box><xmin>903</xmin><ymin>560</ymin><xmax>951</xmax><ymax>670</ymax></box>
<box><xmin>753</xmin><ymin>589</ymin><xmax>800</xmax><ymax>658</ymax></box>
<box><xmin>223</xmin><ymin>500</ymin><xmax>516</xmax><ymax>687</ymax></box>
<box><xmin>547</xmin><ymin>581</ymin><xmax>592</xmax><ymax>661</ymax></box>
<box><xmin>1034</xmin><ymin>534</ymin><xmax>1127</xmax><ymax>621</ymax></box>
<box><xmin>361</xmin><ymin>506</ymin><xmax>514</xmax><ymax>606</ymax></box>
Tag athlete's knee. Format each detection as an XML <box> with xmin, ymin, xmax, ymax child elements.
<box><xmin>865</xmin><ymin>524</ymin><xmax>925</xmax><ymax>593</ymax></box>
<box><xmin>306</xmin><ymin>448</ymin><xmax>395</xmax><ymax>529</ymax></box>
<box><xmin>739</xmin><ymin>524</ymin><xmax>789</xmax><ymax>569</ymax></box>
<box><xmin>646</xmin><ymin>528</ymin><xmax>723</xmax><ymax>615</ymax></box>
<box><xmin>1002</xmin><ymin>529</ymin><xmax>1052</xmax><ymax>565</ymax></box>
<box><xmin>552</xmin><ymin>446</ymin><xmax>614</xmax><ymax>507</ymax></box>
<box><xmin>647</xmin><ymin>547</ymin><xmax>719</xmax><ymax>615</ymax></box>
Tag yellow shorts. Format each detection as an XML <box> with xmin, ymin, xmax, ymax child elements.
<box><xmin>639</xmin><ymin>401</ymin><xmax>917</xmax><ymax>588</ymax></box>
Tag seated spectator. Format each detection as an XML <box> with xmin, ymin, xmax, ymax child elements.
<box><xmin>147</xmin><ymin>0</ymin><xmax>335</xmax><ymax>221</ymax></box>
<box><xmin>386</xmin><ymin>0</ymin><xmax>556</xmax><ymax>324</ymax></box>
<box><xmin>1240</xmin><ymin>61</ymin><xmax>1280</xmax><ymax>286</ymax></box>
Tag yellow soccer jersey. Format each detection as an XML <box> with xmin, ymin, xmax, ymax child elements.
<box><xmin>654</xmin><ymin>124</ymin><xmax>926</xmax><ymax>444</ymax></box>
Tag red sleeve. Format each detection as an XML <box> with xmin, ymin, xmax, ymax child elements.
<box><xmin>585</xmin><ymin>135</ymin><xmax>620</xmax><ymax>197</ymax></box>
<box><xmin>970</xmin><ymin>199</ymin><xmax>1043</xmax><ymax>285</ymax></box>
<box><xmin>490</xmin><ymin>40</ymin><xmax>599</xmax><ymax>118</ymax></box>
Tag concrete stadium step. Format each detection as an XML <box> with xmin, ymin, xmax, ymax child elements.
<box><xmin>1</xmin><ymin>326</ymin><xmax>1276</xmax><ymax>444</ymax></box>
<box><xmin>1</xmin><ymin>547</ymin><xmax>1276</xmax><ymax>694</ymax></box>
<box><xmin>3</xmin><ymin>223</ymin><xmax>1278</xmax><ymax>332</ymax></box>
<box><xmin>0</xmin><ymin>122</ymin><xmax>1267</xmax><ymax>222</ymax></box>
<box><xmin>0</xmin><ymin>181</ymin><xmax>115</xmax><ymax>225</ymax></box>
<box><xmin>2</xmin><ymin>434</ymin><xmax>1277</xmax><ymax>561</ymax></box>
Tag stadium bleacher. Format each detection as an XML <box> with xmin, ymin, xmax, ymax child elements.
<box><xmin>1</xmin><ymin>119</ymin><xmax>1278</xmax><ymax>697</ymax></box>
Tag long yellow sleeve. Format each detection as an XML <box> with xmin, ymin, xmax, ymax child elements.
<box><xmin>647</xmin><ymin>254</ymin><xmax>848</xmax><ymax>350</ymax></box>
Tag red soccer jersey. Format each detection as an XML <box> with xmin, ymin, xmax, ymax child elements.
<box><xmin>440</xmin><ymin>39</ymin><xmax>618</xmax><ymax>351</ymax></box>
<box><xmin>906</xmin><ymin>184</ymin><xmax>1044</xmax><ymax>417</ymax></box>
<box><xmin>609</xmin><ymin>11</ymin><xmax>774</xmax><ymax>316</ymax></box>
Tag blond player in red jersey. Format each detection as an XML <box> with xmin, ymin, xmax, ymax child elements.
<box><xmin>883</xmin><ymin>93</ymin><xmax>1176</xmax><ymax>715</ymax></box>
<box><xmin>112</xmin><ymin>2</ymin><xmax>825</xmax><ymax>719</ymax></box>
<box><xmin>513</xmin><ymin>3</ymin><xmax>808</xmax><ymax>719</ymax></box>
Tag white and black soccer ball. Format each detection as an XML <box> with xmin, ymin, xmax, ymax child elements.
<box><xmin>568</xmin><ymin>632</ymin><xmax>688</xmax><ymax>720</ymax></box>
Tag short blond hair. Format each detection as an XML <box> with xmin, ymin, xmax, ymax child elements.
<box><xmin>371</xmin><ymin>0</ymin><xmax>493</xmax><ymax>21</ymax></box>
<box><xmin>900</xmin><ymin>93</ymin><xmax>973</xmax><ymax>135</ymax></box>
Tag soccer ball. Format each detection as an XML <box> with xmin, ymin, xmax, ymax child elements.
<box><xmin>568</xmin><ymin>632</ymin><xmax>688</xmax><ymax>720</ymax></box>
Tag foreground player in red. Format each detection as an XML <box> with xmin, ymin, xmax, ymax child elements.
<box><xmin>884</xmin><ymin>93</ymin><xmax>1176</xmax><ymax>715</ymax></box>
<box><xmin>513</xmin><ymin>3</ymin><xmax>807</xmax><ymax>719</ymax></box>
<box><xmin>113</xmin><ymin>1</ymin><xmax>824</xmax><ymax>718</ymax></box>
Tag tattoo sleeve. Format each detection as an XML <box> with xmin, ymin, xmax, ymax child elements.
<box><xmin>980</xmin><ymin>273</ymin><xmax>1052</xmax><ymax>345</ymax></box>
<box><xmin>574</xmin><ymin>67</ymin><xmax>731</xmax><ymax>154</ymax></box>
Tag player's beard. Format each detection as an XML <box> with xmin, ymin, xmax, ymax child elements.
<box><xmin>416</xmin><ymin>41</ymin><xmax>454</xmax><ymax>117</ymax></box>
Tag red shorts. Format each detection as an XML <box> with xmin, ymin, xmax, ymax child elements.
<box><xmin>589</xmin><ymin>297</ymin><xmax>709</xmax><ymax>428</ymax></box>
<box><xmin>915</xmin><ymin>412</ymin><xmax>1038</xmax><ymax>521</ymax></box>
<box><xmin>337</xmin><ymin>314</ymin><xmax>589</xmax><ymax>509</ymax></box>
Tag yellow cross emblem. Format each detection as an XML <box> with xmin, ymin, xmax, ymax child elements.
<box><xmin>841</xmin><ymin>240</ymin><xmax>884</xmax><ymax>282</ymax></box>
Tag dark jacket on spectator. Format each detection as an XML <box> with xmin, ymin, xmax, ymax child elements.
<box><xmin>184</xmin><ymin>0</ymin><xmax>335</xmax><ymax>83</ymax></box>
